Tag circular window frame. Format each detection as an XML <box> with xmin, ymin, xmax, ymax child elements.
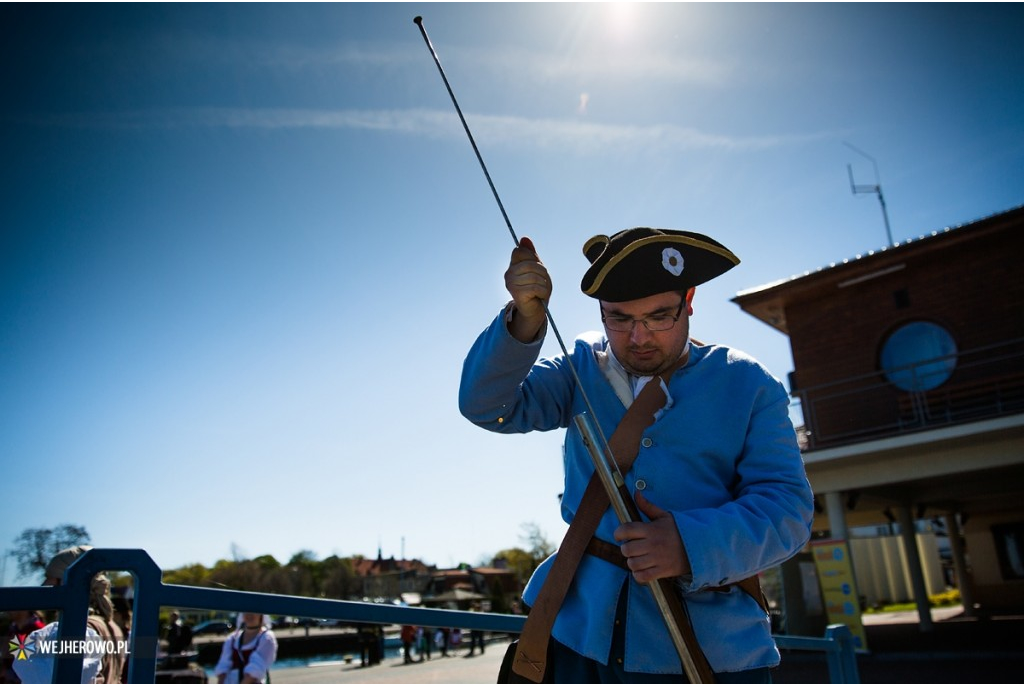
<box><xmin>879</xmin><ymin>320</ymin><xmax>958</xmax><ymax>392</ymax></box>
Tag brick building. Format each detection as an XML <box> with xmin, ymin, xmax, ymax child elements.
<box><xmin>352</xmin><ymin>551</ymin><xmax>434</xmax><ymax>601</ymax></box>
<box><xmin>733</xmin><ymin>204</ymin><xmax>1024</xmax><ymax>620</ymax></box>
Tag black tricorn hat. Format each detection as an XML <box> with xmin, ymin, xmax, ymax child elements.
<box><xmin>580</xmin><ymin>227</ymin><xmax>740</xmax><ymax>302</ymax></box>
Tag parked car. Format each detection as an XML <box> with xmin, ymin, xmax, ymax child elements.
<box><xmin>272</xmin><ymin>616</ymin><xmax>298</xmax><ymax>629</ymax></box>
<box><xmin>191</xmin><ymin>620</ymin><xmax>233</xmax><ymax>637</ymax></box>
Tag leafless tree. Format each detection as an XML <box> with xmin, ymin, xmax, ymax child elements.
<box><xmin>11</xmin><ymin>524</ymin><xmax>91</xmax><ymax>580</ymax></box>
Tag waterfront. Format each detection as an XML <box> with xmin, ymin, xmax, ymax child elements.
<box><xmin>190</xmin><ymin>625</ymin><xmax>502</xmax><ymax>682</ymax></box>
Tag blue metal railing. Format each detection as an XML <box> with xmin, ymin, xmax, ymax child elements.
<box><xmin>0</xmin><ymin>548</ymin><xmax>859</xmax><ymax>683</ymax></box>
<box><xmin>775</xmin><ymin>624</ymin><xmax>860</xmax><ymax>683</ymax></box>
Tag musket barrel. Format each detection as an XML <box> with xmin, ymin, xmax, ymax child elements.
<box><xmin>416</xmin><ymin>16</ymin><xmax>715</xmax><ymax>682</ymax></box>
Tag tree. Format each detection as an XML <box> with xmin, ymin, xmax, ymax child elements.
<box><xmin>492</xmin><ymin>523</ymin><xmax>556</xmax><ymax>585</ymax></box>
<box><xmin>162</xmin><ymin>563</ymin><xmax>211</xmax><ymax>587</ymax></box>
<box><xmin>321</xmin><ymin>555</ymin><xmax>358</xmax><ymax>600</ymax></box>
<box><xmin>492</xmin><ymin>547</ymin><xmax>537</xmax><ymax>585</ymax></box>
<box><xmin>10</xmin><ymin>524</ymin><xmax>90</xmax><ymax>581</ymax></box>
<box><xmin>253</xmin><ymin>554</ymin><xmax>281</xmax><ymax>572</ymax></box>
<box><xmin>520</xmin><ymin>522</ymin><xmax>555</xmax><ymax>563</ymax></box>
<box><xmin>285</xmin><ymin>550</ymin><xmax>320</xmax><ymax>597</ymax></box>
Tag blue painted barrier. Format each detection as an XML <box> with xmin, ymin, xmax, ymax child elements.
<box><xmin>775</xmin><ymin>624</ymin><xmax>861</xmax><ymax>683</ymax></box>
<box><xmin>0</xmin><ymin>548</ymin><xmax>859</xmax><ymax>683</ymax></box>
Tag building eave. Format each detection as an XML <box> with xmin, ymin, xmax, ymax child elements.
<box><xmin>732</xmin><ymin>204</ymin><xmax>1024</xmax><ymax>334</ymax></box>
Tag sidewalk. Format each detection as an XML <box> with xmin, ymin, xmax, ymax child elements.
<box><xmin>270</xmin><ymin>643</ymin><xmax>510</xmax><ymax>684</ymax></box>
<box><xmin>268</xmin><ymin>609</ymin><xmax>1024</xmax><ymax>684</ymax></box>
<box><xmin>859</xmin><ymin>605</ymin><xmax>964</xmax><ymax>625</ymax></box>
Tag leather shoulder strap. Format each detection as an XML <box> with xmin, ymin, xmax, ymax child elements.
<box><xmin>511</xmin><ymin>359</ymin><xmax>687</xmax><ymax>682</ymax></box>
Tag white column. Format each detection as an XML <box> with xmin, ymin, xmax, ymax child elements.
<box><xmin>897</xmin><ymin>504</ymin><xmax>934</xmax><ymax>631</ymax></box>
<box><xmin>824</xmin><ymin>491</ymin><xmax>849</xmax><ymax>541</ymax></box>
<box><xmin>943</xmin><ymin>511</ymin><xmax>976</xmax><ymax>617</ymax></box>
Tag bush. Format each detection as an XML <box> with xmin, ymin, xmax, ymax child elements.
<box><xmin>929</xmin><ymin>588</ymin><xmax>961</xmax><ymax>607</ymax></box>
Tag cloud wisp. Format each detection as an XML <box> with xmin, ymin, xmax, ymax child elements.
<box><xmin>26</xmin><ymin>106</ymin><xmax>833</xmax><ymax>154</ymax></box>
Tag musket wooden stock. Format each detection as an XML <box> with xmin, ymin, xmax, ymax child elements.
<box><xmin>575</xmin><ymin>413</ymin><xmax>716</xmax><ymax>684</ymax></box>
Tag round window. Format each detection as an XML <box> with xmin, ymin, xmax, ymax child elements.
<box><xmin>880</xmin><ymin>321</ymin><xmax>957</xmax><ymax>391</ymax></box>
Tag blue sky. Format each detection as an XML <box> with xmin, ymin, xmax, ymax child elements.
<box><xmin>2</xmin><ymin>3</ymin><xmax>1022</xmax><ymax>582</ymax></box>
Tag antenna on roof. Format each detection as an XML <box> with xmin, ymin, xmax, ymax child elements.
<box><xmin>844</xmin><ymin>141</ymin><xmax>894</xmax><ymax>247</ymax></box>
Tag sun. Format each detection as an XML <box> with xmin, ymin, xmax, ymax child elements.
<box><xmin>605</xmin><ymin>2</ymin><xmax>640</xmax><ymax>42</ymax></box>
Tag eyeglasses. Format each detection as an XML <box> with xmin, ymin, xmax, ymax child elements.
<box><xmin>601</xmin><ymin>301</ymin><xmax>685</xmax><ymax>332</ymax></box>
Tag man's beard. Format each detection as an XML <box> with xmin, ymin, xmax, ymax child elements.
<box><xmin>619</xmin><ymin>339</ymin><xmax>690</xmax><ymax>377</ymax></box>
<box><xmin>620</xmin><ymin>347</ymin><xmax>668</xmax><ymax>376</ymax></box>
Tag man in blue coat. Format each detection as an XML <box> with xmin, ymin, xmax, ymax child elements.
<box><xmin>460</xmin><ymin>228</ymin><xmax>814</xmax><ymax>682</ymax></box>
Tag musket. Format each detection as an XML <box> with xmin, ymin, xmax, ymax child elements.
<box><xmin>413</xmin><ymin>16</ymin><xmax>714</xmax><ymax>683</ymax></box>
<box><xmin>575</xmin><ymin>413</ymin><xmax>715</xmax><ymax>683</ymax></box>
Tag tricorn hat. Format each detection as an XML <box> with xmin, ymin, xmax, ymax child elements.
<box><xmin>580</xmin><ymin>227</ymin><xmax>740</xmax><ymax>302</ymax></box>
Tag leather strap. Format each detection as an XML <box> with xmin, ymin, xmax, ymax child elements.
<box><xmin>585</xmin><ymin>536</ymin><xmax>628</xmax><ymax>569</ymax></box>
<box><xmin>511</xmin><ymin>357</ymin><xmax>692</xmax><ymax>682</ymax></box>
<box><xmin>585</xmin><ymin>537</ymin><xmax>768</xmax><ymax>614</ymax></box>
<box><xmin>735</xmin><ymin>576</ymin><xmax>770</xmax><ymax>615</ymax></box>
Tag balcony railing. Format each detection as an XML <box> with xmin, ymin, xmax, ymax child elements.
<box><xmin>793</xmin><ymin>338</ymin><xmax>1024</xmax><ymax>450</ymax></box>
<box><xmin>0</xmin><ymin>548</ymin><xmax>860</xmax><ymax>683</ymax></box>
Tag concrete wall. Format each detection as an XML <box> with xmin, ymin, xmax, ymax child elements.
<box><xmin>963</xmin><ymin>512</ymin><xmax>1024</xmax><ymax>611</ymax></box>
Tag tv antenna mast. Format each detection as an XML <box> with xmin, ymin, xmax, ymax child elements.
<box><xmin>844</xmin><ymin>141</ymin><xmax>894</xmax><ymax>247</ymax></box>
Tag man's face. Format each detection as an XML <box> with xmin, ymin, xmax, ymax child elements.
<box><xmin>601</xmin><ymin>289</ymin><xmax>694</xmax><ymax>376</ymax></box>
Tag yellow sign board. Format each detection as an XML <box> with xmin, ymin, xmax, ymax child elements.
<box><xmin>811</xmin><ymin>539</ymin><xmax>869</xmax><ymax>651</ymax></box>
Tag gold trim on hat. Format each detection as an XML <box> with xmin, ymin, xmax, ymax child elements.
<box><xmin>583</xmin><ymin>234</ymin><xmax>740</xmax><ymax>296</ymax></box>
<box><xmin>582</xmin><ymin>234</ymin><xmax>610</xmax><ymax>262</ymax></box>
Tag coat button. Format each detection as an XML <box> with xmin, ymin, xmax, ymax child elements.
<box><xmin>635</xmin><ymin>479</ymin><xmax>647</xmax><ymax>490</ymax></box>
<box><xmin>641</xmin><ymin>437</ymin><xmax>653</xmax><ymax>448</ymax></box>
